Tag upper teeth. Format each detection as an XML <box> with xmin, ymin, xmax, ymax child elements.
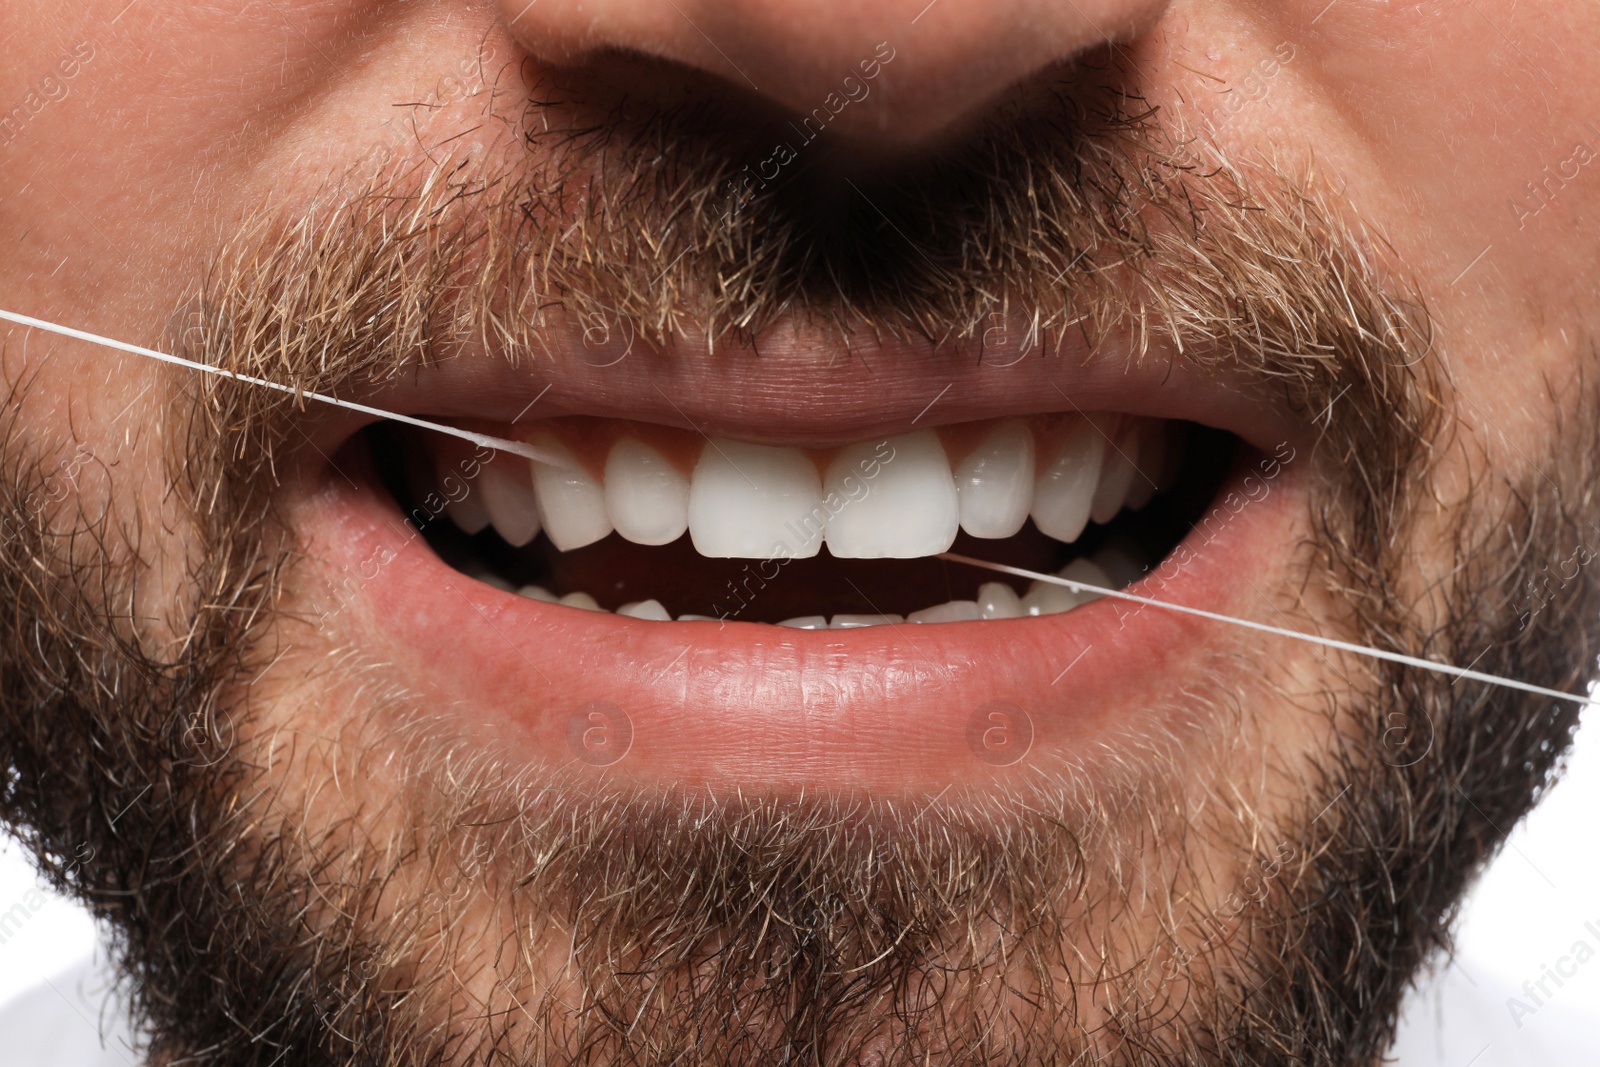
<box><xmin>605</xmin><ymin>437</ymin><xmax>690</xmax><ymax>546</ymax></box>
<box><xmin>954</xmin><ymin>420</ymin><xmax>1035</xmax><ymax>539</ymax></box>
<box><xmin>822</xmin><ymin>432</ymin><xmax>960</xmax><ymax>559</ymax></box>
<box><xmin>477</xmin><ymin>460</ymin><xmax>542</xmax><ymax>547</ymax></box>
<box><xmin>1030</xmin><ymin>419</ymin><xmax>1102</xmax><ymax>543</ymax></box>
<box><xmin>529</xmin><ymin>437</ymin><xmax>613</xmax><ymax>551</ymax></box>
<box><xmin>442</xmin><ymin>416</ymin><xmax>1166</xmax><ymax>560</ymax></box>
<box><xmin>689</xmin><ymin>439</ymin><xmax>825</xmax><ymax>558</ymax></box>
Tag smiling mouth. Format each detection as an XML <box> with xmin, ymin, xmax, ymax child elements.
<box><xmin>365</xmin><ymin>413</ymin><xmax>1238</xmax><ymax>627</ymax></box>
<box><xmin>290</xmin><ymin>331</ymin><xmax>1303</xmax><ymax>790</ymax></box>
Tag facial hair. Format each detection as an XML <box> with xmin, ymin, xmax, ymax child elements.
<box><xmin>0</xmin><ymin>68</ymin><xmax>1596</xmax><ymax>1066</ymax></box>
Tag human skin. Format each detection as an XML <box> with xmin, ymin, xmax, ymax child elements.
<box><xmin>2</xmin><ymin>0</ymin><xmax>1593</xmax><ymax>777</ymax></box>
<box><xmin>1</xmin><ymin>1</ymin><xmax>1599</xmax><ymax>1064</ymax></box>
<box><xmin>4</xmin><ymin>1</ymin><xmax>1595</xmax><ymax>474</ymax></box>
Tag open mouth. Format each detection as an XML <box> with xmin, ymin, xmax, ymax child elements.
<box><xmin>295</xmin><ymin>339</ymin><xmax>1302</xmax><ymax>789</ymax></box>
<box><xmin>365</xmin><ymin>414</ymin><xmax>1237</xmax><ymax>627</ymax></box>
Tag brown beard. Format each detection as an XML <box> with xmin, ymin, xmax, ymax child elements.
<box><xmin>0</xmin><ymin>64</ymin><xmax>1597</xmax><ymax>1066</ymax></box>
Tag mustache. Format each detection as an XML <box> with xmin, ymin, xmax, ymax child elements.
<box><xmin>176</xmin><ymin>68</ymin><xmax>1430</xmax><ymax>474</ymax></box>
<box><xmin>505</xmin><ymin>68</ymin><xmax>1409</xmax><ymax>364</ymax></box>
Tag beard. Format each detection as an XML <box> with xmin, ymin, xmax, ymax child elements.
<box><xmin>0</xmin><ymin>66</ymin><xmax>1597</xmax><ymax>1066</ymax></box>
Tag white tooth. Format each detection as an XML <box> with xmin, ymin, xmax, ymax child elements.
<box><xmin>440</xmin><ymin>458</ymin><xmax>492</xmax><ymax>535</ymax></box>
<box><xmin>824</xmin><ymin>431</ymin><xmax>958</xmax><ymax>559</ymax></box>
<box><xmin>517</xmin><ymin>584</ymin><xmax>559</xmax><ymax>603</ymax></box>
<box><xmin>446</xmin><ymin>493</ymin><xmax>492</xmax><ymax>536</ymax></box>
<box><xmin>1057</xmin><ymin>558</ymin><xmax>1113</xmax><ymax>601</ymax></box>
<box><xmin>688</xmin><ymin>439</ymin><xmax>824</xmax><ymax>559</ymax></box>
<box><xmin>617</xmin><ymin>598</ymin><xmax>672</xmax><ymax>621</ymax></box>
<box><xmin>1123</xmin><ymin>423</ymin><xmax>1160</xmax><ymax>511</ymax></box>
<box><xmin>1091</xmin><ymin>543</ymin><xmax>1146</xmax><ymax>590</ymax></box>
<box><xmin>531</xmin><ymin>441</ymin><xmax>613</xmax><ymax>551</ymax></box>
<box><xmin>558</xmin><ymin>591</ymin><xmax>603</xmax><ymax>611</ymax></box>
<box><xmin>778</xmin><ymin>615</ymin><xmax>829</xmax><ymax>629</ymax></box>
<box><xmin>1090</xmin><ymin>431</ymin><xmax>1140</xmax><ymax>525</ymax></box>
<box><xmin>954</xmin><ymin>420</ymin><xmax>1035</xmax><ymax>539</ymax></box>
<box><xmin>604</xmin><ymin>438</ymin><xmax>689</xmax><ymax>546</ymax></box>
<box><xmin>977</xmin><ymin>581</ymin><xmax>1024</xmax><ymax>620</ymax></box>
<box><xmin>1021</xmin><ymin>580</ymin><xmax>1080</xmax><ymax>616</ymax></box>
<box><xmin>1022</xmin><ymin>559</ymin><xmax>1114</xmax><ymax>615</ymax></box>
<box><xmin>678</xmin><ymin>614</ymin><xmax>723</xmax><ymax>622</ymax></box>
<box><xmin>908</xmin><ymin>600</ymin><xmax>982</xmax><ymax>624</ymax></box>
<box><xmin>829</xmin><ymin>613</ymin><xmax>905</xmax><ymax>628</ymax></box>
<box><xmin>1032</xmin><ymin>420</ymin><xmax>1103</xmax><ymax>543</ymax></box>
<box><xmin>478</xmin><ymin>461</ymin><xmax>542</xmax><ymax>547</ymax></box>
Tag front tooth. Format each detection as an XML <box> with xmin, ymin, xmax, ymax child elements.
<box><xmin>954</xmin><ymin>420</ymin><xmax>1035</xmax><ymax>539</ymax></box>
<box><xmin>977</xmin><ymin>581</ymin><xmax>1024</xmax><ymax>619</ymax></box>
<box><xmin>617</xmin><ymin>598</ymin><xmax>671</xmax><ymax>621</ymax></box>
<box><xmin>908</xmin><ymin>600</ymin><xmax>982</xmax><ymax>623</ymax></box>
<box><xmin>779</xmin><ymin>615</ymin><xmax>828</xmax><ymax>629</ymax></box>
<box><xmin>688</xmin><ymin>439</ymin><xmax>824</xmax><ymax>559</ymax></box>
<box><xmin>478</xmin><ymin>460</ymin><xmax>542</xmax><ymax>547</ymax></box>
<box><xmin>517</xmin><ymin>584</ymin><xmax>559</xmax><ymax>603</ymax></box>
<box><xmin>825</xmin><ymin>431</ymin><xmax>958</xmax><ymax>558</ymax></box>
<box><xmin>1090</xmin><ymin>429</ymin><xmax>1140</xmax><ymax>525</ymax></box>
<box><xmin>604</xmin><ymin>438</ymin><xmax>690</xmax><ymax>546</ymax></box>
<box><xmin>1032</xmin><ymin>420</ymin><xmax>1104</xmax><ymax>543</ymax></box>
<box><xmin>531</xmin><ymin>441</ymin><xmax>613</xmax><ymax>551</ymax></box>
<box><xmin>559</xmin><ymin>591</ymin><xmax>603</xmax><ymax>611</ymax></box>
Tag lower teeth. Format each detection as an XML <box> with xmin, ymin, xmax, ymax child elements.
<box><xmin>477</xmin><ymin>549</ymin><xmax>1138</xmax><ymax>627</ymax></box>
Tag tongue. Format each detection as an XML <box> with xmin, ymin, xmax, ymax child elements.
<box><xmin>520</xmin><ymin>527</ymin><xmax>1074</xmax><ymax>622</ymax></box>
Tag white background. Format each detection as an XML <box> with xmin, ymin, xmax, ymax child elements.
<box><xmin>1</xmin><ymin>708</ymin><xmax>1597</xmax><ymax>1064</ymax></box>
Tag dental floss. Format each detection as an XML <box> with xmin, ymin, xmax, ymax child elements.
<box><xmin>939</xmin><ymin>552</ymin><xmax>1594</xmax><ymax>708</ymax></box>
<box><xmin>5</xmin><ymin>301</ymin><xmax>1589</xmax><ymax>709</ymax></box>
<box><xmin>0</xmin><ymin>306</ymin><xmax>569</xmax><ymax>467</ymax></box>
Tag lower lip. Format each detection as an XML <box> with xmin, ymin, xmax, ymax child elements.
<box><xmin>295</xmin><ymin>449</ymin><xmax>1299</xmax><ymax>792</ymax></box>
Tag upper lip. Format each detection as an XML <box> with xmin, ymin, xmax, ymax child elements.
<box><xmin>305</xmin><ymin>323</ymin><xmax>1307</xmax><ymax>456</ymax></box>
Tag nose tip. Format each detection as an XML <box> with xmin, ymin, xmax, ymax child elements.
<box><xmin>497</xmin><ymin>0</ymin><xmax>1172</xmax><ymax>145</ymax></box>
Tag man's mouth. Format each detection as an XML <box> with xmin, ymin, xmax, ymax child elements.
<box><xmin>286</xmin><ymin>335</ymin><xmax>1302</xmax><ymax>794</ymax></box>
<box><xmin>180</xmin><ymin>52</ymin><xmax>1400</xmax><ymax>789</ymax></box>
<box><xmin>368</xmin><ymin>413</ymin><xmax>1237</xmax><ymax>627</ymax></box>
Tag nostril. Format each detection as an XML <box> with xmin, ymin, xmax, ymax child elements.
<box><xmin>497</xmin><ymin>0</ymin><xmax>1175</xmax><ymax>147</ymax></box>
